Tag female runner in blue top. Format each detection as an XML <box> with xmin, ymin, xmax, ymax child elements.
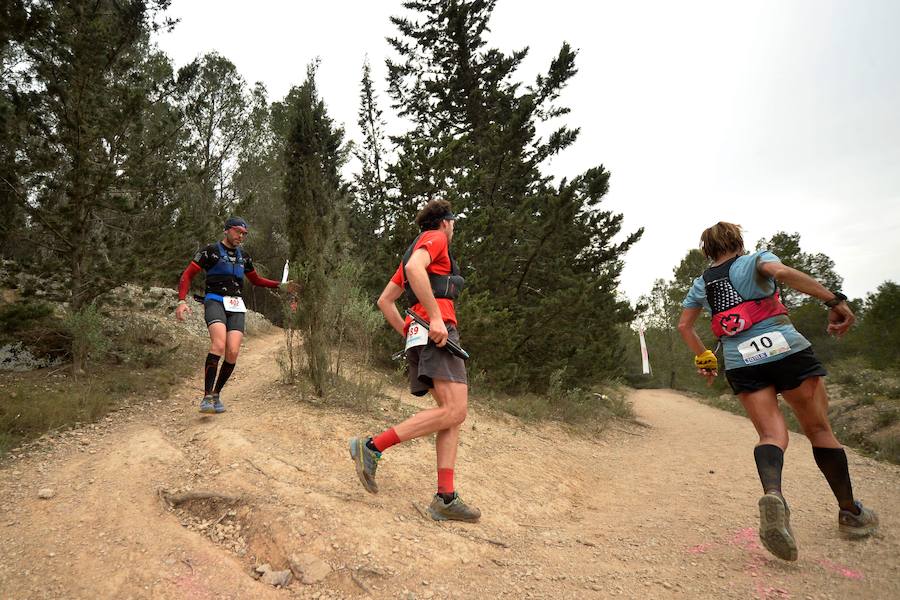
<box><xmin>678</xmin><ymin>221</ymin><xmax>878</xmax><ymax>561</ymax></box>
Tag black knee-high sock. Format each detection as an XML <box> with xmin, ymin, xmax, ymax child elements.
<box><xmin>214</xmin><ymin>361</ymin><xmax>236</xmax><ymax>393</ymax></box>
<box><xmin>812</xmin><ymin>447</ymin><xmax>855</xmax><ymax>511</ymax></box>
<box><xmin>754</xmin><ymin>444</ymin><xmax>784</xmax><ymax>495</ymax></box>
<box><xmin>204</xmin><ymin>353</ymin><xmax>221</xmax><ymax>395</ymax></box>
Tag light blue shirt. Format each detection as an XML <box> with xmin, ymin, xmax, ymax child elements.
<box><xmin>682</xmin><ymin>250</ymin><xmax>811</xmax><ymax>370</ymax></box>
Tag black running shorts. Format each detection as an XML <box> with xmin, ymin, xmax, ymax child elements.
<box><xmin>725</xmin><ymin>347</ymin><xmax>827</xmax><ymax>395</ymax></box>
<box><xmin>406</xmin><ymin>324</ymin><xmax>467</xmax><ymax>396</ymax></box>
<box><xmin>204</xmin><ymin>300</ymin><xmax>246</xmax><ymax>332</ymax></box>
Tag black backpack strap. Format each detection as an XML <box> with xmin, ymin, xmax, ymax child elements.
<box><xmin>401</xmin><ymin>233</ymin><xmax>425</xmax><ymax>305</ymax></box>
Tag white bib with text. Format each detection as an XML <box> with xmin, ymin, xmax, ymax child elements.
<box><xmin>223</xmin><ymin>296</ymin><xmax>247</xmax><ymax>313</ymax></box>
<box><xmin>405</xmin><ymin>322</ymin><xmax>428</xmax><ymax>351</ymax></box>
<box><xmin>737</xmin><ymin>331</ymin><xmax>790</xmax><ymax>365</ymax></box>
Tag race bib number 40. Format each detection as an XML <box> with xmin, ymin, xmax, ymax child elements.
<box><xmin>737</xmin><ymin>331</ymin><xmax>790</xmax><ymax>365</ymax></box>
<box><xmin>405</xmin><ymin>322</ymin><xmax>428</xmax><ymax>351</ymax></box>
<box><xmin>223</xmin><ymin>296</ymin><xmax>247</xmax><ymax>313</ymax></box>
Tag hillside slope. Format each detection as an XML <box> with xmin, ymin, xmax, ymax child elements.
<box><xmin>1</xmin><ymin>330</ymin><xmax>897</xmax><ymax>599</ymax></box>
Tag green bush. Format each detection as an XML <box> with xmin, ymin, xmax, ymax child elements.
<box><xmin>110</xmin><ymin>319</ymin><xmax>172</xmax><ymax>368</ymax></box>
<box><xmin>0</xmin><ymin>301</ymin><xmax>54</xmax><ymax>338</ymax></box>
<box><xmin>63</xmin><ymin>304</ymin><xmax>109</xmax><ymax>367</ymax></box>
<box><xmin>876</xmin><ymin>408</ymin><xmax>899</xmax><ymax>428</ymax></box>
<box><xmin>875</xmin><ymin>435</ymin><xmax>900</xmax><ymax>465</ymax></box>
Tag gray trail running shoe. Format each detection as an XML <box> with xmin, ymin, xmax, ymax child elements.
<box><xmin>199</xmin><ymin>394</ymin><xmax>216</xmax><ymax>414</ymax></box>
<box><xmin>758</xmin><ymin>492</ymin><xmax>798</xmax><ymax>561</ymax></box>
<box><xmin>839</xmin><ymin>501</ymin><xmax>879</xmax><ymax>537</ymax></box>
<box><xmin>348</xmin><ymin>437</ymin><xmax>380</xmax><ymax>494</ymax></box>
<box><xmin>427</xmin><ymin>493</ymin><xmax>481</xmax><ymax>523</ymax></box>
<box><xmin>213</xmin><ymin>393</ymin><xmax>226</xmax><ymax>413</ymax></box>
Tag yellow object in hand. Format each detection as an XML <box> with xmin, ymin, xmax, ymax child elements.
<box><xmin>694</xmin><ymin>349</ymin><xmax>718</xmax><ymax>371</ymax></box>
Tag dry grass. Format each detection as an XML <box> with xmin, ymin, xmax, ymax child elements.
<box><xmin>1</xmin><ymin>338</ymin><xmax>203</xmax><ymax>457</ymax></box>
<box><xmin>485</xmin><ymin>380</ymin><xmax>634</xmax><ymax>432</ymax></box>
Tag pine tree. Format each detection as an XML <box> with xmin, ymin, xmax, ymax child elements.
<box><xmin>282</xmin><ymin>63</ymin><xmax>349</xmax><ymax>396</ymax></box>
<box><xmin>0</xmin><ymin>0</ymin><xmax>33</xmax><ymax>259</ymax></box>
<box><xmin>855</xmin><ymin>281</ymin><xmax>900</xmax><ymax>367</ymax></box>
<box><xmin>354</xmin><ymin>59</ymin><xmax>388</xmax><ymax>227</ymax></box>
<box><xmin>10</xmin><ymin>0</ymin><xmax>178</xmax><ymax>369</ymax></box>
<box><xmin>175</xmin><ymin>52</ymin><xmax>252</xmax><ymax>244</ymax></box>
<box><xmin>349</xmin><ymin>59</ymin><xmax>394</xmax><ymax>297</ymax></box>
<box><xmin>232</xmin><ymin>83</ymin><xmax>290</xmax><ymax>318</ymax></box>
<box><xmin>16</xmin><ymin>1</ymin><xmax>175</xmax><ymax>302</ymax></box>
<box><xmin>383</xmin><ymin>0</ymin><xmax>642</xmax><ymax>390</ymax></box>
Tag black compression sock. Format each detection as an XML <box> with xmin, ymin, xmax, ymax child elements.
<box><xmin>214</xmin><ymin>360</ymin><xmax>236</xmax><ymax>393</ymax></box>
<box><xmin>812</xmin><ymin>447</ymin><xmax>856</xmax><ymax>512</ymax></box>
<box><xmin>754</xmin><ymin>444</ymin><xmax>784</xmax><ymax>495</ymax></box>
<box><xmin>438</xmin><ymin>492</ymin><xmax>456</xmax><ymax>504</ymax></box>
<box><xmin>204</xmin><ymin>353</ymin><xmax>221</xmax><ymax>395</ymax></box>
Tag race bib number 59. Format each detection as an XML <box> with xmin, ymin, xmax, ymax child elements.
<box><xmin>405</xmin><ymin>322</ymin><xmax>428</xmax><ymax>351</ymax></box>
<box><xmin>737</xmin><ymin>331</ymin><xmax>790</xmax><ymax>365</ymax></box>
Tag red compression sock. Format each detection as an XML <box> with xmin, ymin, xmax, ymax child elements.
<box><xmin>437</xmin><ymin>468</ymin><xmax>454</xmax><ymax>495</ymax></box>
<box><xmin>371</xmin><ymin>428</ymin><xmax>401</xmax><ymax>452</ymax></box>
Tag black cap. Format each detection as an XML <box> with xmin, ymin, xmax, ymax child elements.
<box><xmin>224</xmin><ymin>217</ymin><xmax>249</xmax><ymax>232</ymax></box>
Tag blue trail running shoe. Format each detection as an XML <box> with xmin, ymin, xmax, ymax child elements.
<box><xmin>213</xmin><ymin>393</ymin><xmax>226</xmax><ymax>413</ymax></box>
<box><xmin>348</xmin><ymin>437</ymin><xmax>380</xmax><ymax>494</ymax></box>
<box><xmin>199</xmin><ymin>394</ymin><xmax>216</xmax><ymax>414</ymax></box>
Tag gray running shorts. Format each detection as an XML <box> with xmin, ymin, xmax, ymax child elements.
<box><xmin>406</xmin><ymin>324</ymin><xmax>467</xmax><ymax>396</ymax></box>
<box><xmin>204</xmin><ymin>300</ymin><xmax>246</xmax><ymax>332</ymax></box>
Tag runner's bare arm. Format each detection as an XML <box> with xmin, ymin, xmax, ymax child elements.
<box><xmin>757</xmin><ymin>261</ymin><xmax>836</xmax><ymax>302</ymax></box>
<box><xmin>757</xmin><ymin>260</ymin><xmax>855</xmax><ymax>336</ymax></box>
<box><xmin>405</xmin><ymin>248</ymin><xmax>448</xmax><ymax>346</ymax></box>
<box><xmin>678</xmin><ymin>307</ymin><xmax>717</xmax><ymax>384</ymax></box>
<box><xmin>677</xmin><ymin>308</ymin><xmax>707</xmax><ymax>355</ymax></box>
<box><xmin>377</xmin><ymin>281</ymin><xmax>406</xmax><ymax>337</ymax></box>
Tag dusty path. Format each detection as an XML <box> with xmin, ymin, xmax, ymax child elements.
<box><xmin>1</xmin><ymin>330</ymin><xmax>898</xmax><ymax>599</ymax></box>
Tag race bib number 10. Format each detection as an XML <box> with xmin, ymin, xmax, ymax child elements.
<box><xmin>405</xmin><ymin>322</ymin><xmax>428</xmax><ymax>351</ymax></box>
<box><xmin>223</xmin><ymin>296</ymin><xmax>247</xmax><ymax>313</ymax></box>
<box><xmin>737</xmin><ymin>331</ymin><xmax>790</xmax><ymax>364</ymax></box>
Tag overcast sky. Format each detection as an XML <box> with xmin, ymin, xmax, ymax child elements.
<box><xmin>155</xmin><ymin>0</ymin><xmax>900</xmax><ymax>302</ymax></box>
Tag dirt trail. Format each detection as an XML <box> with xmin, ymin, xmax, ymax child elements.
<box><xmin>1</xmin><ymin>330</ymin><xmax>898</xmax><ymax>599</ymax></box>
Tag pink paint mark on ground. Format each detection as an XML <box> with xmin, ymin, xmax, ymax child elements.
<box><xmin>172</xmin><ymin>574</ymin><xmax>214</xmax><ymax>600</ymax></box>
<box><xmin>819</xmin><ymin>559</ymin><xmax>864</xmax><ymax>580</ymax></box>
<box><xmin>754</xmin><ymin>581</ymin><xmax>791</xmax><ymax>599</ymax></box>
<box><xmin>730</xmin><ymin>527</ymin><xmax>763</xmax><ymax>551</ymax></box>
<box><xmin>688</xmin><ymin>542</ymin><xmax>715</xmax><ymax>554</ymax></box>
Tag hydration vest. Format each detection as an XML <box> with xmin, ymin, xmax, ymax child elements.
<box><xmin>401</xmin><ymin>232</ymin><xmax>465</xmax><ymax>306</ymax></box>
<box><xmin>703</xmin><ymin>256</ymin><xmax>788</xmax><ymax>338</ymax></box>
<box><xmin>206</xmin><ymin>242</ymin><xmax>245</xmax><ymax>280</ymax></box>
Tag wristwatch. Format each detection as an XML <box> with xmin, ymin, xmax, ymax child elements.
<box><xmin>824</xmin><ymin>291</ymin><xmax>847</xmax><ymax>308</ymax></box>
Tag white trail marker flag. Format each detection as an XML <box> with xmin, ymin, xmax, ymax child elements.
<box><xmin>638</xmin><ymin>323</ymin><xmax>651</xmax><ymax>375</ymax></box>
<box><xmin>281</xmin><ymin>260</ymin><xmax>289</xmax><ymax>284</ymax></box>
